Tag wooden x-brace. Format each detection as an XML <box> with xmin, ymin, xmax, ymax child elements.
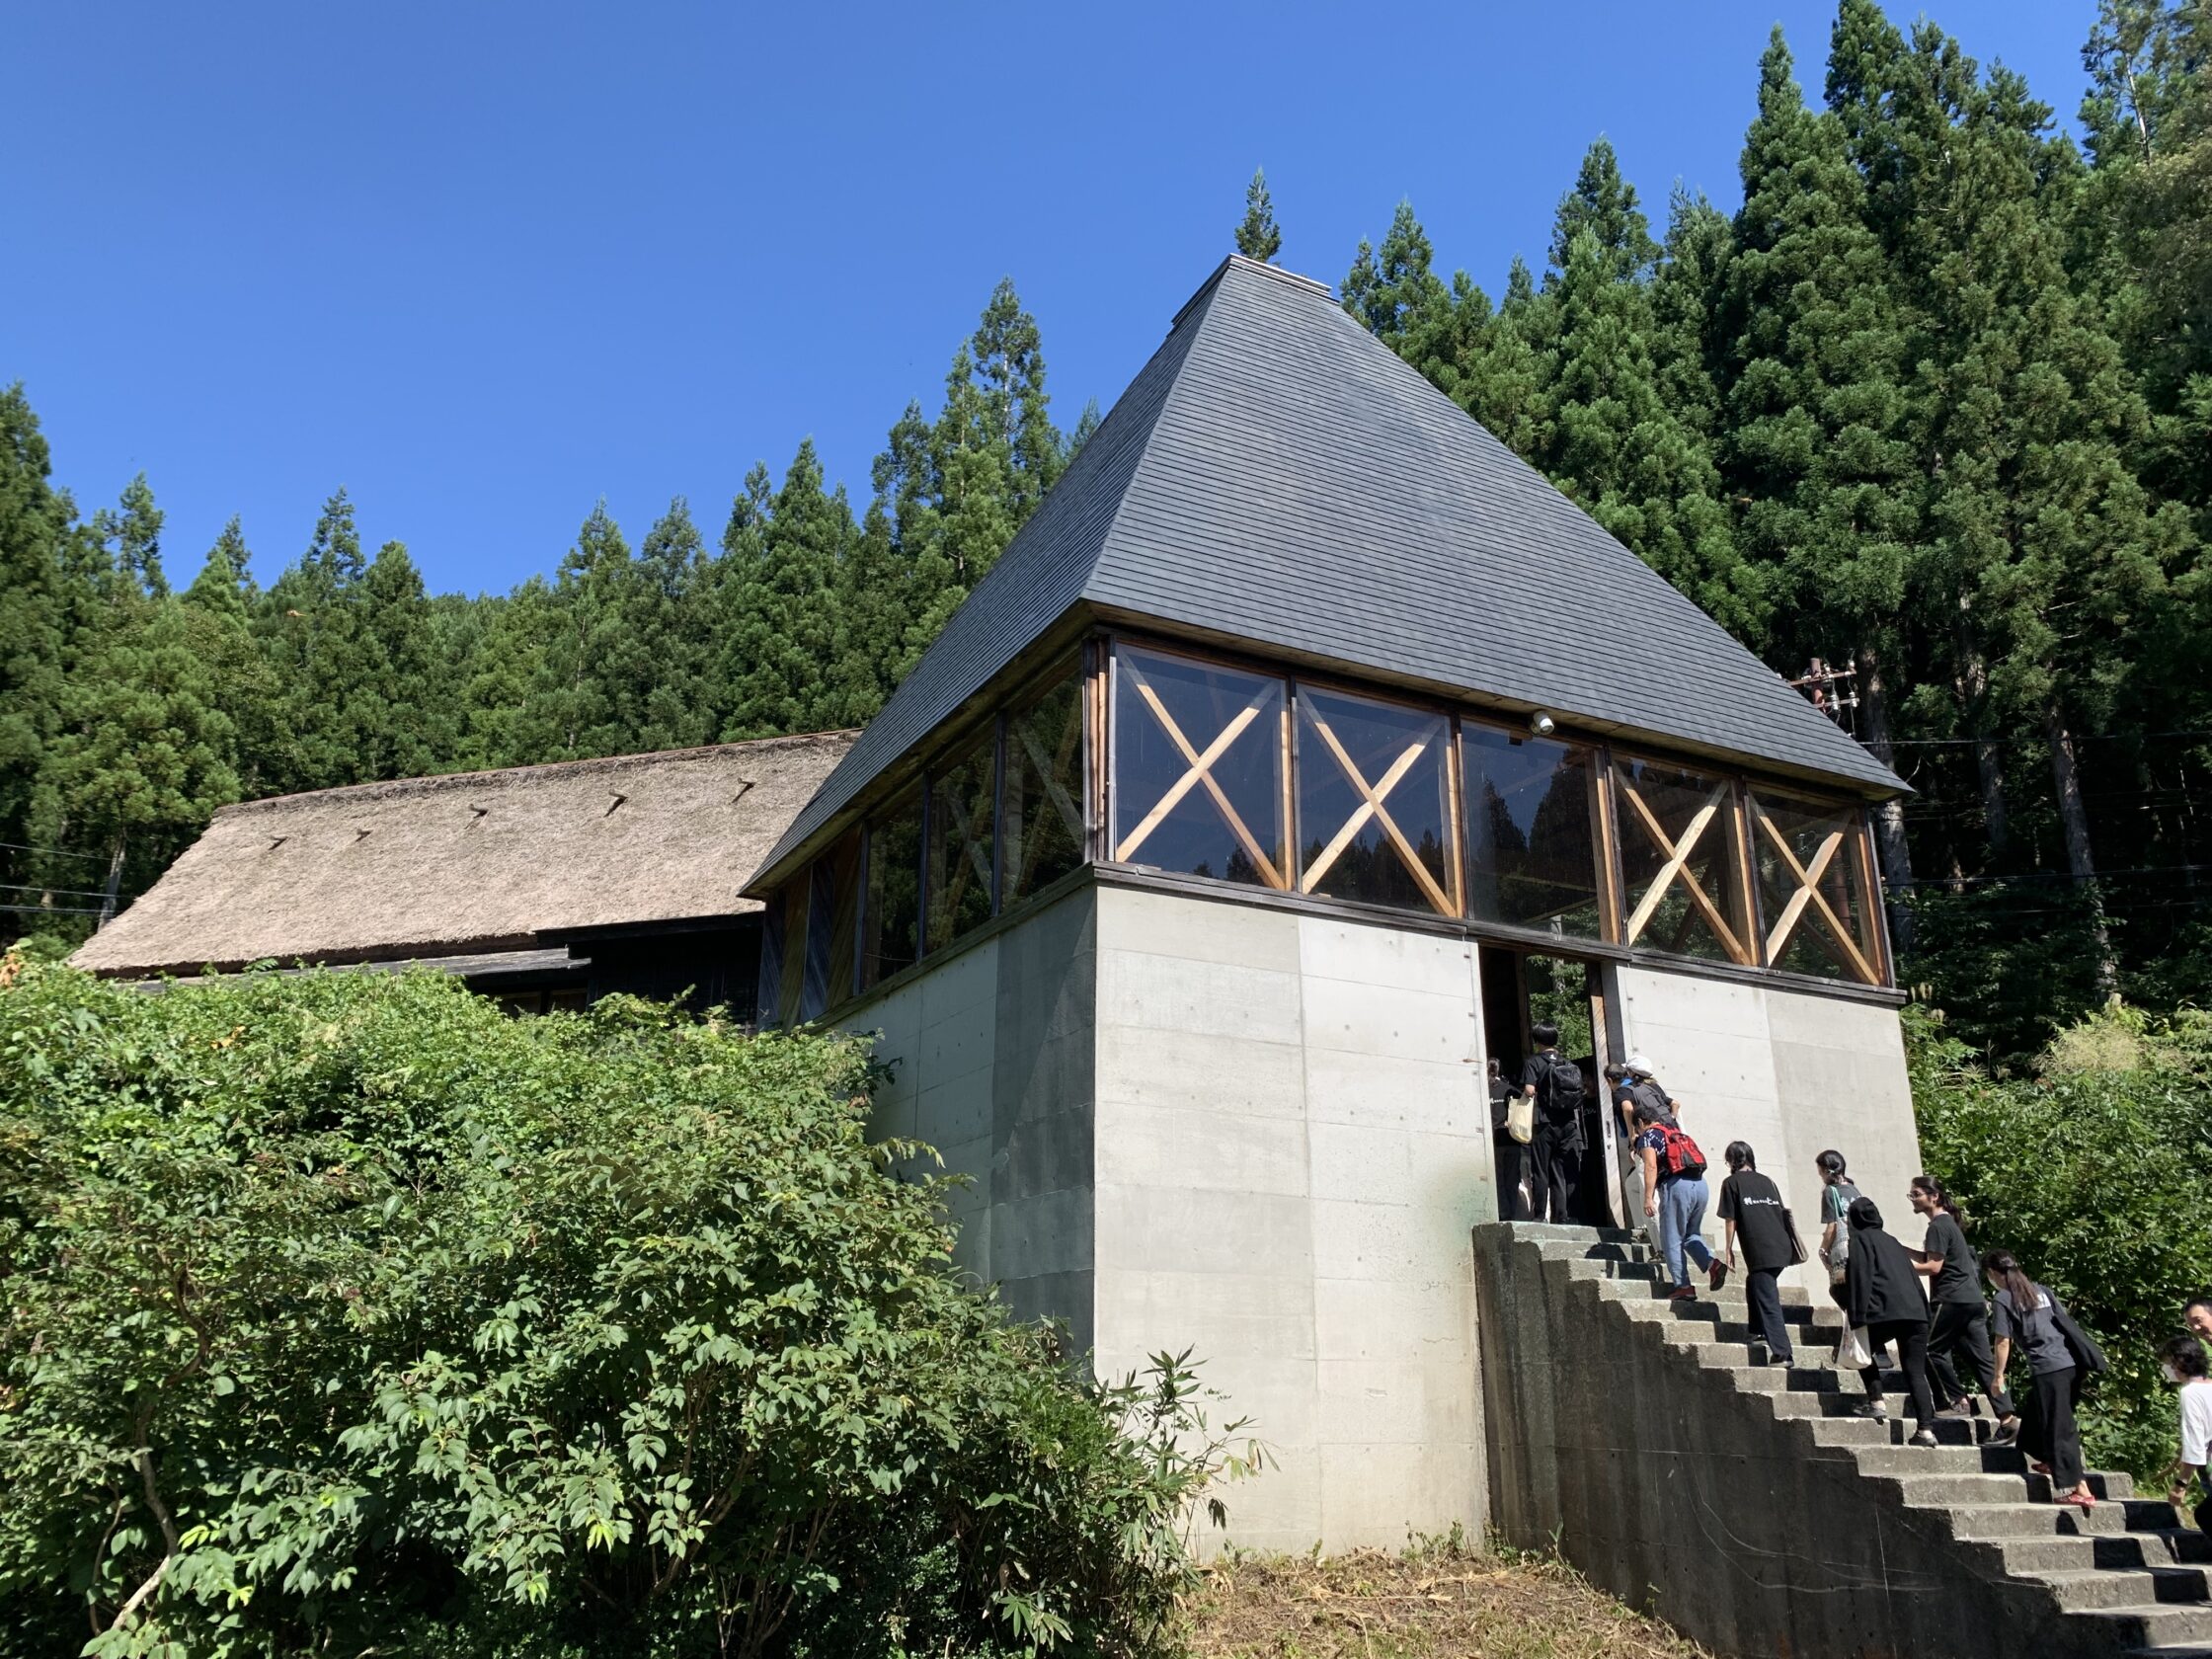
<box><xmin>1005</xmin><ymin>710</ymin><xmax>1085</xmax><ymax>893</ymax></box>
<box><xmin>1620</xmin><ymin>780</ymin><xmax>1749</xmax><ymax>963</ymax></box>
<box><xmin>932</xmin><ymin>770</ymin><xmax>996</xmax><ymax>919</ymax></box>
<box><xmin>1301</xmin><ymin>713</ymin><xmax>1454</xmax><ymax>914</ymax></box>
<box><xmin>1754</xmin><ymin>805</ymin><xmax>1876</xmax><ymax>982</ymax></box>
<box><xmin>1113</xmin><ymin>660</ymin><xmax>1285</xmax><ymax>888</ymax></box>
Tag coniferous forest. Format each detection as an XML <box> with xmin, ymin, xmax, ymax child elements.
<box><xmin>3</xmin><ymin>0</ymin><xmax>2207</xmax><ymax>1063</ymax></box>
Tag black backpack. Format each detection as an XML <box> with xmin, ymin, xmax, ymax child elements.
<box><xmin>1539</xmin><ymin>1053</ymin><xmax>1586</xmax><ymax>1122</ymax></box>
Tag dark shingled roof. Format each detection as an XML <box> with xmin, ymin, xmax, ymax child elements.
<box><xmin>753</xmin><ymin>256</ymin><xmax>1900</xmax><ymax>886</ymax></box>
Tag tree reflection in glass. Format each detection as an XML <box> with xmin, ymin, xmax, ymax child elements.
<box><xmin>926</xmin><ymin>737</ymin><xmax>996</xmax><ymax>953</ymax></box>
<box><xmin>1002</xmin><ymin>667</ymin><xmax>1085</xmax><ymax>908</ymax></box>
<box><xmin>861</xmin><ymin>788</ymin><xmax>923</xmax><ymax>988</ymax></box>
<box><xmin>1462</xmin><ymin>724</ymin><xmax>1604</xmax><ymax>938</ymax></box>
<box><xmin>1112</xmin><ymin>645</ymin><xmax>1287</xmax><ymax>889</ymax></box>
<box><xmin>1297</xmin><ymin>685</ymin><xmax>1455</xmax><ymax>914</ymax></box>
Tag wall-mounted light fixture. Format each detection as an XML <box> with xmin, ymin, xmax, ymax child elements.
<box><xmin>1529</xmin><ymin>711</ymin><xmax>1557</xmax><ymax>738</ymax></box>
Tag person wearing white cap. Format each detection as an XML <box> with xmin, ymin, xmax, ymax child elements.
<box><xmin>1613</xmin><ymin>1052</ymin><xmax>1677</xmax><ymax>1143</ymax></box>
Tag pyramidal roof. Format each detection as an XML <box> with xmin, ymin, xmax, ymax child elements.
<box><xmin>755</xmin><ymin>255</ymin><xmax>1900</xmax><ymax>885</ymax></box>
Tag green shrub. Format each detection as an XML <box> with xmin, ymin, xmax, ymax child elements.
<box><xmin>1910</xmin><ymin>1003</ymin><xmax>2212</xmax><ymax>1477</ymax></box>
<box><xmin>0</xmin><ymin>957</ymin><xmax>1253</xmax><ymax>1658</ymax></box>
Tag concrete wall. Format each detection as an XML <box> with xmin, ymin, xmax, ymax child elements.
<box><xmin>1472</xmin><ymin>1225</ymin><xmax>2107</xmax><ymax>1659</ymax></box>
<box><xmin>1089</xmin><ymin>886</ymin><xmax>1493</xmax><ymax>1553</ymax></box>
<box><xmin>1611</xmin><ymin>967</ymin><xmax>1918</xmax><ymax>1297</ymax></box>
<box><xmin>837</xmin><ymin>887</ymin><xmax>1099</xmax><ymax>1351</ymax></box>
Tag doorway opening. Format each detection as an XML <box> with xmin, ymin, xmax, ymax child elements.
<box><xmin>1478</xmin><ymin>945</ymin><xmax>1622</xmax><ymax>1225</ymax></box>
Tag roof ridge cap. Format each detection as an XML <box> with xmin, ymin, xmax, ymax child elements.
<box><xmin>213</xmin><ymin>731</ymin><xmax>861</xmax><ymax>817</ymax></box>
<box><xmin>1171</xmin><ymin>255</ymin><xmax>1333</xmax><ymax>330</ymax></box>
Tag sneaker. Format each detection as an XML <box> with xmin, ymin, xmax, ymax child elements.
<box><xmin>1708</xmin><ymin>1258</ymin><xmax>1730</xmax><ymax>1292</ymax></box>
<box><xmin>1909</xmin><ymin>1428</ymin><xmax>1939</xmax><ymax>1447</ymax></box>
<box><xmin>1988</xmin><ymin>1419</ymin><xmax>2020</xmax><ymax>1447</ymax></box>
<box><xmin>1936</xmin><ymin>1400</ymin><xmax>1975</xmax><ymax>1419</ymax></box>
<box><xmin>1668</xmin><ymin>1285</ymin><xmax>1698</xmax><ymax>1303</ymax></box>
<box><xmin>1851</xmin><ymin>1398</ymin><xmax>1888</xmax><ymax>1419</ymax></box>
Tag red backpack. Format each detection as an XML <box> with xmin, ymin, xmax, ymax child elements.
<box><xmin>1653</xmin><ymin>1121</ymin><xmax>1706</xmax><ymax>1180</ymax></box>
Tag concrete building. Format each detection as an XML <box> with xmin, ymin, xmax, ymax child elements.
<box><xmin>743</xmin><ymin>256</ymin><xmax>1915</xmax><ymax>1554</ymax></box>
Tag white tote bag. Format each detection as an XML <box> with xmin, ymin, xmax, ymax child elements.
<box><xmin>1506</xmin><ymin>1094</ymin><xmax>1535</xmax><ymax>1145</ymax></box>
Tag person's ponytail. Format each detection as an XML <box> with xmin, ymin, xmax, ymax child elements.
<box><xmin>1816</xmin><ymin>1148</ymin><xmax>1848</xmax><ymax>1186</ymax></box>
<box><xmin>1984</xmin><ymin>1247</ymin><xmax>2040</xmax><ymax>1314</ymax></box>
<box><xmin>1911</xmin><ymin>1173</ymin><xmax>1963</xmax><ymax>1224</ymax></box>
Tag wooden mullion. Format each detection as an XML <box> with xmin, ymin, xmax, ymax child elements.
<box><xmin>1731</xmin><ymin>778</ymin><xmax>1763</xmax><ymax>967</ymax></box>
<box><xmin>1858</xmin><ymin>809</ymin><xmax>1893</xmax><ymax>986</ymax></box>
<box><xmin>1445</xmin><ymin>716</ymin><xmax>1466</xmax><ymax>917</ymax></box>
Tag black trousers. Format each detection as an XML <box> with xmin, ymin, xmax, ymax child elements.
<box><xmin>1927</xmin><ymin>1301</ymin><xmax>2015</xmax><ymax>1417</ymax></box>
<box><xmin>1495</xmin><ymin>1136</ymin><xmax>1527</xmax><ymax>1222</ymax></box>
<box><xmin>2022</xmin><ymin>1367</ymin><xmax>2085</xmax><ymax>1494</ymax></box>
<box><xmin>1529</xmin><ymin>1127</ymin><xmax>1580</xmax><ymax>1224</ymax></box>
<box><xmin>1745</xmin><ymin>1266</ymin><xmax>1793</xmax><ymax>1360</ymax></box>
<box><xmin>1863</xmin><ymin>1318</ymin><xmax>1936</xmax><ymax>1431</ymax></box>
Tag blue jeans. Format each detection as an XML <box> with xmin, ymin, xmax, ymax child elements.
<box><xmin>1658</xmin><ymin>1175</ymin><xmax>1715</xmax><ymax>1286</ymax></box>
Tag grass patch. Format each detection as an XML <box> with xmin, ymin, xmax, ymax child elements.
<box><xmin>1186</xmin><ymin>1533</ymin><xmax>1708</xmax><ymax>1658</ymax></box>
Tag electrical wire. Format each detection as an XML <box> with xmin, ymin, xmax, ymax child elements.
<box><xmin>0</xmin><ymin>839</ymin><xmax>110</xmax><ymax>863</ymax></box>
<box><xmin>0</xmin><ymin>881</ymin><xmax>116</xmax><ymax>901</ymax></box>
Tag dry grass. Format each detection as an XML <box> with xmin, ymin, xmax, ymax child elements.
<box><xmin>1184</xmin><ymin>1539</ymin><xmax>1710</xmax><ymax>1659</ymax></box>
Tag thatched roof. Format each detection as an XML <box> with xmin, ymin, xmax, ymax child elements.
<box><xmin>72</xmin><ymin>733</ymin><xmax>856</xmax><ymax>978</ymax></box>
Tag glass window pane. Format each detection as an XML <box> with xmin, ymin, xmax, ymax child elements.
<box><xmin>756</xmin><ymin>883</ymin><xmax>786</xmax><ymax>1026</ymax></box>
<box><xmin>1297</xmin><ymin>684</ymin><xmax>1455</xmax><ymax>914</ymax></box>
<box><xmin>777</xmin><ymin>878</ymin><xmax>809</xmax><ymax>1020</ymax></box>
<box><xmin>1112</xmin><ymin>644</ymin><xmax>1287</xmax><ymax>889</ymax></box>
<box><xmin>1613</xmin><ymin>755</ymin><xmax>1753</xmax><ymax>964</ymax></box>
<box><xmin>926</xmin><ymin>735</ymin><xmax>997</xmax><ymax>954</ymax></box>
<box><xmin>1462</xmin><ymin>724</ymin><xmax>1604</xmax><ymax>938</ymax></box>
<box><xmin>802</xmin><ymin>858</ymin><xmax>835</xmax><ymax>1020</ymax></box>
<box><xmin>824</xmin><ymin>830</ymin><xmax>860</xmax><ymax>1004</ymax></box>
<box><xmin>862</xmin><ymin>789</ymin><xmax>923</xmax><ymax>989</ymax></box>
<box><xmin>1750</xmin><ymin>790</ymin><xmax>1882</xmax><ymax>983</ymax></box>
<box><xmin>1004</xmin><ymin>665</ymin><xmax>1085</xmax><ymax>908</ymax></box>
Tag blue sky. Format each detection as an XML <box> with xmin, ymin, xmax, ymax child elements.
<box><xmin>8</xmin><ymin>2</ymin><xmax>2092</xmax><ymax>598</ymax></box>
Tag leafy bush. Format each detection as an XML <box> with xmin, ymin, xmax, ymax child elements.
<box><xmin>0</xmin><ymin>956</ymin><xmax>1253</xmax><ymax>1658</ymax></box>
<box><xmin>1910</xmin><ymin>1002</ymin><xmax>2212</xmax><ymax>1476</ymax></box>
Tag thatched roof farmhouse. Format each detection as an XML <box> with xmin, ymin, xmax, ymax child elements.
<box><xmin>72</xmin><ymin>731</ymin><xmax>854</xmax><ymax>1016</ymax></box>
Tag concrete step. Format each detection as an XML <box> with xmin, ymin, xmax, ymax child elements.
<box><xmin>2036</xmin><ymin>1565</ymin><xmax>2212</xmax><ymax>1611</ymax></box>
<box><xmin>1951</xmin><ymin>1500</ymin><xmax>2180</xmax><ymax>1540</ymax></box>
<box><xmin>1989</xmin><ymin>1530</ymin><xmax>2212</xmax><ymax>1576</ymax></box>
<box><xmin>2070</xmin><ymin>1601</ymin><xmax>2212</xmax><ymax>1647</ymax></box>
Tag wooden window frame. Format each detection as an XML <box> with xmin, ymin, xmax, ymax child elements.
<box><xmin>1745</xmin><ymin>782</ymin><xmax>1884</xmax><ymax>986</ymax></box>
<box><xmin>1610</xmin><ymin>750</ymin><xmax>1758</xmax><ymax>967</ymax></box>
<box><xmin>1294</xmin><ymin>680</ymin><xmax>1458</xmax><ymax>917</ymax></box>
<box><xmin>1109</xmin><ymin>641</ymin><xmax>1292</xmax><ymax>891</ymax></box>
<box><xmin>1000</xmin><ymin>656</ymin><xmax>1088</xmax><ymax>909</ymax></box>
<box><xmin>1457</xmin><ymin>711</ymin><xmax>1610</xmax><ymax>941</ymax></box>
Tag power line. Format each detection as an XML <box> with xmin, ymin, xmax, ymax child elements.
<box><xmin>1885</xmin><ymin>730</ymin><xmax>2212</xmax><ymax>749</ymax></box>
<box><xmin>0</xmin><ymin>839</ymin><xmax>110</xmax><ymax>864</ymax></box>
<box><xmin>0</xmin><ymin>881</ymin><xmax>117</xmax><ymax>901</ymax></box>
<box><xmin>0</xmin><ymin>904</ymin><xmax>102</xmax><ymax>917</ymax></box>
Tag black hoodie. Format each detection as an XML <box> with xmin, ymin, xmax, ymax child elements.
<box><xmin>1843</xmin><ymin>1198</ymin><xmax>1928</xmax><ymax>1328</ymax></box>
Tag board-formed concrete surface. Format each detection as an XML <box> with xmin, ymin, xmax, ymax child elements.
<box><xmin>1088</xmin><ymin>887</ymin><xmax>1493</xmax><ymax>1554</ymax></box>
<box><xmin>1475</xmin><ymin>1224</ymin><xmax>2211</xmax><ymax>1659</ymax></box>
<box><xmin>837</xmin><ymin>887</ymin><xmax>1099</xmax><ymax>1351</ymax></box>
<box><xmin>1613</xmin><ymin>968</ymin><xmax>1918</xmax><ymax>1300</ymax></box>
<box><xmin>835</xmin><ymin>877</ymin><xmax>1925</xmax><ymax>1563</ymax></box>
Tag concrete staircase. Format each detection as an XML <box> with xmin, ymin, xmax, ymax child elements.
<box><xmin>1500</xmin><ymin>1224</ymin><xmax>2212</xmax><ymax>1658</ymax></box>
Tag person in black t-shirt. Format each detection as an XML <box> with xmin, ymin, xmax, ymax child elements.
<box><xmin>1716</xmin><ymin>1142</ymin><xmax>1795</xmax><ymax>1364</ymax></box>
<box><xmin>1488</xmin><ymin>1057</ymin><xmax>1525</xmax><ymax>1222</ymax></box>
<box><xmin>1517</xmin><ymin>1022</ymin><xmax>1584</xmax><ymax>1224</ymax></box>
<box><xmin>1908</xmin><ymin>1174</ymin><xmax>2019</xmax><ymax>1443</ymax></box>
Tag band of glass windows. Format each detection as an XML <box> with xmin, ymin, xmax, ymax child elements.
<box><xmin>761</xmin><ymin>637</ymin><xmax>1889</xmax><ymax>1019</ymax></box>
